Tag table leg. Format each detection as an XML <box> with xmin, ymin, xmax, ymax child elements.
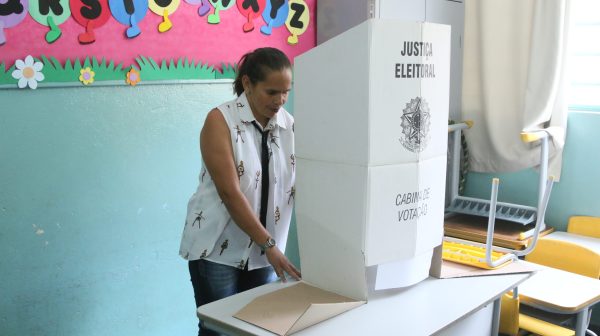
<box><xmin>575</xmin><ymin>308</ymin><xmax>589</xmax><ymax>336</ymax></box>
<box><xmin>491</xmin><ymin>297</ymin><xmax>501</xmax><ymax>336</ymax></box>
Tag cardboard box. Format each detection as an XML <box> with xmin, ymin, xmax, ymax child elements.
<box><xmin>234</xmin><ymin>19</ymin><xmax>452</xmax><ymax>335</ymax></box>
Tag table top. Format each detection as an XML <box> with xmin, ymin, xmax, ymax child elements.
<box><xmin>518</xmin><ymin>262</ymin><xmax>600</xmax><ymax>313</ymax></box>
<box><xmin>198</xmin><ymin>273</ymin><xmax>531</xmax><ymax>336</ymax></box>
<box><xmin>544</xmin><ymin>231</ymin><xmax>600</xmax><ymax>255</ymax></box>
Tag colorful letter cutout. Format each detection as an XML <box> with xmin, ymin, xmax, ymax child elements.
<box><xmin>149</xmin><ymin>0</ymin><xmax>180</xmax><ymax>32</ymax></box>
<box><xmin>261</xmin><ymin>0</ymin><xmax>287</xmax><ymax>35</ymax></box>
<box><xmin>70</xmin><ymin>0</ymin><xmax>111</xmax><ymax>43</ymax></box>
<box><xmin>0</xmin><ymin>0</ymin><xmax>29</xmax><ymax>45</ymax></box>
<box><xmin>285</xmin><ymin>0</ymin><xmax>308</xmax><ymax>45</ymax></box>
<box><xmin>29</xmin><ymin>0</ymin><xmax>71</xmax><ymax>43</ymax></box>
<box><xmin>183</xmin><ymin>0</ymin><xmax>209</xmax><ymax>17</ymax></box>
<box><xmin>236</xmin><ymin>0</ymin><xmax>265</xmax><ymax>32</ymax></box>
<box><xmin>108</xmin><ymin>0</ymin><xmax>148</xmax><ymax>38</ymax></box>
<box><xmin>207</xmin><ymin>0</ymin><xmax>234</xmax><ymax>24</ymax></box>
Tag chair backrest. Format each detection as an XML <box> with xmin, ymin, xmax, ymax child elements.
<box><xmin>525</xmin><ymin>238</ymin><xmax>600</xmax><ymax>279</ymax></box>
<box><xmin>568</xmin><ymin>216</ymin><xmax>600</xmax><ymax>238</ymax></box>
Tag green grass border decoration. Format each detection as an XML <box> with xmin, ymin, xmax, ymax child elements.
<box><xmin>38</xmin><ymin>55</ymin><xmax>129</xmax><ymax>82</ymax></box>
<box><xmin>0</xmin><ymin>62</ymin><xmax>16</xmax><ymax>85</ymax></box>
<box><xmin>0</xmin><ymin>56</ymin><xmax>237</xmax><ymax>88</ymax></box>
<box><xmin>217</xmin><ymin>63</ymin><xmax>237</xmax><ymax>79</ymax></box>
<box><xmin>135</xmin><ymin>56</ymin><xmax>216</xmax><ymax>81</ymax></box>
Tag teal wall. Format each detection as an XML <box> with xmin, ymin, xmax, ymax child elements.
<box><xmin>1</xmin><ymin>82</ymin><xmax>598</xmax><ymax>335</ymax></box>
<box><xmin>0</xmin><ymin>83</ymin><xmax>299</xmax><ymax>336</ymax></box>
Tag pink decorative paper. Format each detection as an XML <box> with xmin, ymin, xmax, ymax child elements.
<box><xmin>0</xmin><ymin>0</ymin><xmax>316</xmax><ymax>70</ymax></box>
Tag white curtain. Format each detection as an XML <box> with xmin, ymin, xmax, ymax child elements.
<box><xmin>462</xmin><ymin>0</ymin><xmax>571</xmax><ymax>179</ymax></box>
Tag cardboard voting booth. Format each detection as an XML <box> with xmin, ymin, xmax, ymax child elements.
<box><xmin>234</xmin><ymin>19</ymin><xmax>451</xmax><ymax>335</ymax></box>
<box><xmin>294</xmin><ymin>17</ymin><xmax>451</xmax><ymax>296</ymax></box>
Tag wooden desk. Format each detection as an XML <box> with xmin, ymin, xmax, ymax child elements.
<box><xmin>197</xmin><ymin>273</ymin><xmax>531</xmax><ymax>336</ymax></box>
<box><xmin>444</xmin><ymin>214</ymin><xmax>555</xmax><ymax>250</ymax></box>
<box><xmin>518</xmin><ymin>263</ymin><xmax>600</xmax><ymax>336</ymax></box>
<box><xmin>544</xmin><ymin>231</ymin><xmax>600</xmax><ymax>255</ymax></box>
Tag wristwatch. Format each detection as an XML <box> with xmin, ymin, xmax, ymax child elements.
<box><xmin>259</xmin><ymin>237</ymin><xmax>276</xmax><ymax>251</ymax></box>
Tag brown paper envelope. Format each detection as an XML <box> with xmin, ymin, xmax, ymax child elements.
<box><xmin>234</xmin><ymin>281</ymin><xmax>365</xmax><ymax>335</ymax></box>
<box><xmin>287</xmin><ymin>301</ymin><xmax>365</xmax><ymax>334</ymax></box>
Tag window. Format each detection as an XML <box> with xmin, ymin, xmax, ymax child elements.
<box><xmin>567</xmin><ymin>0</ymin><xmax>600</xmax><ymax>112</ymax></box>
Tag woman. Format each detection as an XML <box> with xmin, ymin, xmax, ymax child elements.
<box><xmin>179</xmin><ymin>47</ymin><xmax>301</xmax><ymax>335</ymax></box>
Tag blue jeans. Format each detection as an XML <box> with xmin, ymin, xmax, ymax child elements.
<box><xmin>188</xmin><ymin>259</ymin><xmax>276</xmax><ymax>336</ymax></box>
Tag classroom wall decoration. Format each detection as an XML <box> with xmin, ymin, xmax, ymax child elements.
<box><xmin>0</xmin><ymin>0</ymin><xmax>315</xmax><ymax>89</ymax></box>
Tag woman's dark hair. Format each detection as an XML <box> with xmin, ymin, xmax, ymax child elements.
<box><xmin>233</xmin><ymin>47</ymin><xmax>291</xmax><ymax>97</ymax></box>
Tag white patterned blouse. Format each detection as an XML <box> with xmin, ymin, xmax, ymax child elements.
<box><xmin>179</xmin><ymin>92</ymin><xmax>296</xmax><ymax>270</ymax></box>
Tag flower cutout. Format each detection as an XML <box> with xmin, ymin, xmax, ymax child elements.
<box><xmin>11</xmin><ymin>55</ymin><xmax>45</xmax><ymax>89</ymax></box>
<box><xmin>79</xmin><ymin>67</ymin><xmax>95</xmax><ymax>85</ymax></box>
<box><xmin>126</xmin><ymin>68</ymin><xmax>141</xmax><ymax>86</ymax></box>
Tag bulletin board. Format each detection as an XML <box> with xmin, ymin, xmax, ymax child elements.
<box><xmin>0</xmin><ymin>0</ymin><xmax>316</xmax><ymax>88</ymax></box>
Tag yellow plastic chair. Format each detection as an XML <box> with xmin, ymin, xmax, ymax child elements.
<box><xmin>500</xmin><ymin>293</ymin><xmax>521</xmax><ymax>336</ymax></box>
<box><xmin>499</xmin><ymin>292</ymin><xmax>575</xmax><ymax>336</ymax></box>
<box><xmin>568</xmin><ymin>216</ymin><xmax>600</xmax><ymax>239</ymax></box>
<box><xmin>525</xmin><ymin>238</ymin><xmax>600</xmax><ymax>279</ymax></box>
<box><xmin>500</xmin><ymin>238</ymin><xmax>600</xmax><ymax>335</ymax></box>
<box><xmin>518</xmin><ymin>238</ymin><xmax>600</xmax><ymax>335</ymax></box>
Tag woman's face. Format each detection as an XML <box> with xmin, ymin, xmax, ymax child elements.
<box><xmin>243</xmin><ymin>68</ymin><xmax>292</xmax><ymax>127</ymax></box>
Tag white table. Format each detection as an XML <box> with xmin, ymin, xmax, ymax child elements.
<box><xmin>197</xmin><ymin>273</ymin><xmax>531</xmax><ymax>336</ymax></box>
<box><xmin>518</xmin><ymin>263</ymin><xmax>600</xmax><ymax>336</ymax></box>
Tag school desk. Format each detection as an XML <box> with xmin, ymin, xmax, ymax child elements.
<box><xmin>197</xmin><ymin>273</ymin><xmax>531</xmax><ymax>336</ymax></box>
<box><xmin>518</xmin><ymin>263</ymin><xmax>600</xmax><ymax>336</ymax></box>
<box><xmin>543</xmin><ymin>231</ymin><xmax>600</xmax><ymax>256</ymax></box>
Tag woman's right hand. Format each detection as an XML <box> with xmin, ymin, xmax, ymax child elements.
<box><xmin>265</xmin><ymin>247</ymin><xmax>301</xmax><ymax>282</ymax></box>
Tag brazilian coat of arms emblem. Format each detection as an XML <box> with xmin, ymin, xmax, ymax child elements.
<box><xmin>399</xmin><ymin>97</ymin><xmax>431</xmax><ymax>153</ymax></box>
